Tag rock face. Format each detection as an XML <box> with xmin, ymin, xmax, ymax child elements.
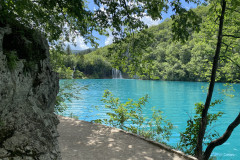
<box><xmin>0</xmin><ymin>23</ymin><xmax>61</xmax><ymax>159</ymax></box>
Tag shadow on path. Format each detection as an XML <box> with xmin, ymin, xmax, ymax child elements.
<box><xmin>58</xmin><ymin>116</ymin><xmax>196</xmax><ymax>160</ymax></box>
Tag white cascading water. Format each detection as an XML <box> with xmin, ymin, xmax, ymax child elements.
<box><xmin>112</xmin><ymin>68</ymin><xmax>123</xmax><ymax>79</ymax></box>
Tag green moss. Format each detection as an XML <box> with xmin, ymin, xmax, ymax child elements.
<box><xmin>23</xmin><ymin>61</ymin><xmax>36</xmax><ymax>74</ymax></box>
<box><xmin>2</xmin><ymin>19</ymin><xmax>47</xmax><ymax>73</ymax></box>
<box><xmin>0</xmin><ymin>120</ymin><xmax>14</xmax><ymax>148</ymax></box>
<box><xmin>0</xmin><ymin>120</ymin><xmax>3</xmax><ymax>127</ymax></box>
<box><xmin>5</xmin><ymin>50</ymin><xmax>18</xmax><ymax>71</ymax></box>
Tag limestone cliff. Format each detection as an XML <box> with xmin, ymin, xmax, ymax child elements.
<box><xmin>0</xmin><ymin>23</ymin><xmax>61</xmax><ymax>159</ymax></box>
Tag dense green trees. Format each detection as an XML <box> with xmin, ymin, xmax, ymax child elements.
<box><xmin>89</xmin><ymin>1</ymin><xmax>240</xmax><ymax>159</ymax></box>
<box><xmin>80</xmin><ymin>5</ymin><xmax>239</xmax><ymax>83</ymax></box>
<box><xmin>195</xmin><ymin>1</ymin><xmax>240</xmax><ymax>159</ymax></box>
<box><xmin>1</xmin><ymin>0</ymin><xmax>188</xmax><ymax>45</ymax></box>
<box><xmin>50</xmin><ymin>46</ymin><xmax>112</xmax><ymax>79</ymax></box>
<box><xmin>1</xmin><ymin>0</ymin><xmax>210</xmax><ymax>81</ymax></box>
<box><xmin>2</xmin><ymin>0</ymin><xmax>240</xmax><ymax>159</ymax></box>
<box><xmin>30</xmin><ymin>1</ymin><xmax>240</xmax><ymax>158</ymax></box>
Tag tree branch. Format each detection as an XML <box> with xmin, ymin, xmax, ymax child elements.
<box><xmin>222</xmin><ymin>42</ymin><xmax>230</xmax><ymax>54</ymax></box>
<box><xmin>31</xmin><ymin>0</ymin><xmax>39</xmax><ymax>3</ymax></box>
<box><xmin>220</xmin><ymin>55</ymin><xmax>240</xmax><ymax>70</ymax></box>
<box><xmin>220</xmin><ymin>42</ymin><xmax>240</xmax><ymax>69</ymax></box>
<box><xmin>195</xmin><ymin>0</ymin><xmax>226</xmax><ymax>159</ymax></box>
<box><xmin>203</xmin><ymin>113</ymin><xmax>240</xmax><ymax>160</ymax></box>
<box><xmin>222</xmin><ymin>35</ymin><xmax>240</xmax><ymax>38</ymax></box>
<box><xmin>226</xmin><ymin>7</ymin><xmax>240</xmax><ymax>14</ymax></box>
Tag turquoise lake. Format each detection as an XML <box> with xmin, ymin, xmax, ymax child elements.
<box><xmin>60</xmin><ymin>79</ymin><xmax>240</xmax><ymax>160</ymax></box>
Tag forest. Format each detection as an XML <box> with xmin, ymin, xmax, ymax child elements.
<box><xmin>1</xmin><ymin>0</ymin><xmax>240</xmax><ymax>160</ymax></box>
<box><xmin>51</xmin><ymin>5</ymin><xmax>240</xmax><ymax>82</ymax></box>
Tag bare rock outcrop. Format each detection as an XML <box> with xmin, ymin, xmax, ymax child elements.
<box><xmin>0</xmin><ymin>22</ymin><xmax>61</xmax><ymax>159</ymax></box>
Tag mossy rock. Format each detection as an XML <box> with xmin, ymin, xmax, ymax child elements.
<box><xmin>2</xmin><ymin>19</ymin><xmax>47</xmax><ymax>72</ymax></box>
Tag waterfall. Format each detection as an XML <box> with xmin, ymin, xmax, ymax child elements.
<box><xmin>112</xmin><ymin>68</ymin><xmax>123</xmax><ymax>79</ymax></box>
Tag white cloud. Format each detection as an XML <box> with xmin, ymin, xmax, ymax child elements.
<box><xmin>76</xmin><ymin>36</ymin><xmax>89</xmax><ymax>50</ymax></box>
<box><xmin>141</xmin><ymin>16</ymin><xmax>162</xmax><ymax>27</ymax></box>
<box><xmin>105</xmin><ymin>29</ymin><xmax>114</xmax><ymax>46</ymax></box>
<box><xmin>105</xmin><ymin>36</ymin><xmax>114</xmax><ymax>46</ymax></box>
<box><xmin>126</xmin><ymin>1</ymin><xmax>162</xmax><ymax>27</ymax></box>
<box><xmin>65</xmin><ymin>36</ymin><xmax>89</xmax><ymax>50</ymax></box>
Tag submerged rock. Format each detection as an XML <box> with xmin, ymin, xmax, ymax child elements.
<box><xmin>0</xmin><ymin>22</ymin><xmax>61</xmax><ymax>159</ymax></box>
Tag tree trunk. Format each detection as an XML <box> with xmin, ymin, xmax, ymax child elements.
<box><xmin>203</xmin><ymin>113</ymin><xmax>240</xmax><ymax>160</ymax></box>
<box><xmin>195</xmin><ymin>0</ymin><xmax>226</xmax><ymax>159</ymax></box>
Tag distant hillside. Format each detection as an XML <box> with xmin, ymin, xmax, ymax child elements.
<box><xmin>87</xmin><ymin>5</ymin><xmax>240</xmax><ymax>82</ymax></box>
<box><xmin>71</xmin><ymin>48</ymin><xmax>97</xmax><ymax>55</ymax></box>
<box><xmin>55</xmin><ymin>5</ymin><xmax>239</xmax><ymax>82</ymax></box>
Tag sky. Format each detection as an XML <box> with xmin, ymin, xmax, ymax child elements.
<box><xmin>67</xmin><ymin>0</ymin><xmax>198</xmax><ymax>51</ymax></box>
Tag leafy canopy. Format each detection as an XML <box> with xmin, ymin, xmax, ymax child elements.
<box><xmin>0</xmin><ymin>0</ymin><xmax>204</xmax><ymax>46</ymax></box>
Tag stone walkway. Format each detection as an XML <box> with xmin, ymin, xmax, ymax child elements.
<box><xmin>58</xmin><ymin>116</ymin><xmax>197</xmax><ymax>160</ymax></box>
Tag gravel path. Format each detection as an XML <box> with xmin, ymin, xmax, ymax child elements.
<box><xmin>58</xmin><ymin>116</ymin><xmax>197</xmax><ymax>160</ymax></box>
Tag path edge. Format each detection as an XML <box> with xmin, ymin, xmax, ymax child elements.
<box><xmin>58</xmin><ymin>116</ymin><xmax>198</xmax><ymax>160</ymax></box>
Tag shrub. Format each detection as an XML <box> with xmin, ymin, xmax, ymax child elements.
<box><xmin>93</xmin><ymin>90</ymin><xmax>173</xmax><ymax>142</ymax></box>
<box><xmin>177</xmin><ymin>100</ymin><xmax>224</xmax><ymax>155</ymax></box>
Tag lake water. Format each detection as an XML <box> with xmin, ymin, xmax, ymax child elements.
<box><xmin>60</xmin><ymin>79</ymin><xmax>240</xmax><ymax>160</ymax></box>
